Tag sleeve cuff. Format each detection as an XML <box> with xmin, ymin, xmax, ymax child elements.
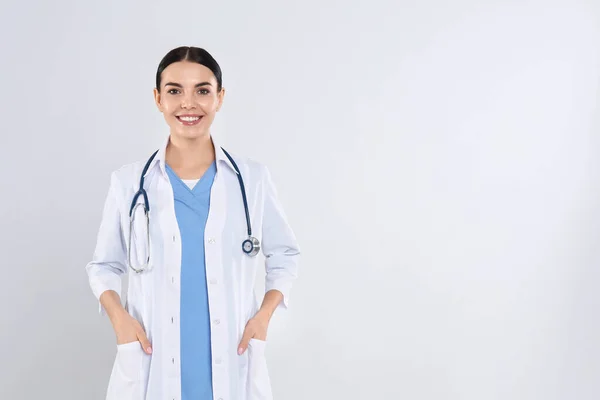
<box><xmin>89</xmin><ymin>272</ymin><xmax>122</xmax><ymax>316</ymax></box>
<box><xmin>265</xmin><ymin>278</ymin><xmax>294</xmax><ymax>311</ymax></box>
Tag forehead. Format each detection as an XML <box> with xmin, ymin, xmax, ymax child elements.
<box><xmin>160</xmin><ymin>61</ymin><xmax>216</xmax><ymax>86</ymax></box>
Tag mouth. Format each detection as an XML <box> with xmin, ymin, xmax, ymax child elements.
<box><xmin>176</xmin><ymin>115</ymin><xmax>204</xmax><ymax>126</ymax></box>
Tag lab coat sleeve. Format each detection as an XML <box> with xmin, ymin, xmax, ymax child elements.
<box><xmin>85</xmin><ymin>171</ymin><xmax>128</xmax><ymax>316</ymax></box>
<box><xmin>261</xmin><ymin>165</ymin><xmax>300</xmax><ymax>311</ymax></box>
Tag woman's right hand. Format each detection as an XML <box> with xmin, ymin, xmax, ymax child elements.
<box><xmin>99</xmin><ymin>290</ymin><xmax>152</xmax><ymax>355</ymax></box>
<box><xmin>113</xmin><ymin>312</ymin><xmax>153</xmax><ymax>355</ymax></box>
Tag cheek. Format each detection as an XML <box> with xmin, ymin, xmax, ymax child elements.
<box><xmin>200</xmin><ymin>96</ymin><xmax>220</xmax><ymax>110</ymax></box>
<box><xmin>158</xmin><ymin>94</ymin><xmax>177</xmax><ymax>109</ymax></box>
<box><xmin>160</xmin><ymin>102</ymin><xmax>178</xmax><ymax>116</ymax></box>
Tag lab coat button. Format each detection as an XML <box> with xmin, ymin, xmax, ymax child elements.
<box><xmin>208</xmin><ymin>237</ymin><xmax>216</xmax><ymax>244</ymax></box>
<box><xmin>210</xmin><ymin>278</ymin><xmax>218</xmax><ymax>284</ymax></box>
<box><xmin>213</xmin><ymin>319</ymin><xmax>220</xmax><ymax>325</ymax></box>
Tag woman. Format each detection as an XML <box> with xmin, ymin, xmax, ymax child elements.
<box><xmin>86</xmin><ymin>46</ymin><xmax>300</xmax><ymax>400</ymax></box>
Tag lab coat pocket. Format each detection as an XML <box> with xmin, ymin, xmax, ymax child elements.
<box><xmin>105</xmin><ymin>341</ymin><xmax>150</xmax><ymax>400</ymax></box>
<box><xmin>246</xmin><ymin>338</ymin><xmax>273</xmax><ymax>400</ymax></box>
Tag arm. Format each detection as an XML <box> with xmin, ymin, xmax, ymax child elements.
<box><xmin>85</xmin><ymin>172</ymin><xmax>153</xmax><ymax>353</ymax></box>
<box><xmin>260</xmin><ymin>164</ymin><xmax>301</xmax><ymax>311</ymax></box>
<box><xmin>85</xmin><ymin>171</ymin><xmax>128</xmax><ymax>316</ymax></box>
<box><xmin>238</xmin><ymin>165</ymin><xmax>301</xmax><ymax>354</ymax></box>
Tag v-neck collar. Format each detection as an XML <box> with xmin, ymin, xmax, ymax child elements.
<box><xmin>165</xmin><ymin>161</ymin><xmax>216</xmax><ymax>196</ymax></box>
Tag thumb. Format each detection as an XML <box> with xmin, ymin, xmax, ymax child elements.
<box><xmin>137</xmin><ymin>331</ymin><xmax>153</xmax><ymax>355</ymax></box>
<box><xmin>237</xmin><ymin>328</ymin><xmax>253</xmax><ymax>355</ymax></box>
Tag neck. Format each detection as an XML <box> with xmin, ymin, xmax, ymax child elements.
<box><xmin>165</xmin><ymin>132</ymin><xmax>216</xmax><ymax>170</ymax></box>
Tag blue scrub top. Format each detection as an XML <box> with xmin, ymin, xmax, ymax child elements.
<box><xmin>166</xmin><ymin>161</ymin><xmax>217</xmax><ymax>400</ymax></box>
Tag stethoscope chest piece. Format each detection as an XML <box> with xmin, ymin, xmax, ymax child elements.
<box><xmin>242</xmin><ymin>236</ymin><xmax>261</xmax><ymax>257</ymax></box>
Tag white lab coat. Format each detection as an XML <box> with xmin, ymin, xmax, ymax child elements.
<box><xmin>85</xmin><ymin>134</ymin><xmax>300</xmax><ymax>400</ymax></box>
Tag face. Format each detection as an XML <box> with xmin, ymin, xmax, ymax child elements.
<box><xmin>153</xmin><ymin>61</ymin><xmax>225</xmax><ymax>140</ymax></box>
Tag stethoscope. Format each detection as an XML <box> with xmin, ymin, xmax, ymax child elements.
<box><xmin>127</xmin><ymin>147</ymin><xmax>260</xmax><ymax>273</ymax></box>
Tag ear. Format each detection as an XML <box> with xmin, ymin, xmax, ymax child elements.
<box><xmin>216</xmin><ymin>87</ymin><xmax>226</xmax><ymax>112</ymax></box>
<box><xmin>153</xmin><ymin>88</ymin><xmax>163</xmax><ymax>112</ymax></box>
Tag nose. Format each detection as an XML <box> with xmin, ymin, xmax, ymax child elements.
<box><xmin>180</xmin><ymin>92</ymin><xmax>197</xmax><ymax>109</ymax></box>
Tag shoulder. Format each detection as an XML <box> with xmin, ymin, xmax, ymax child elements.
<box><xmin>104</xmin><ymin>153</ymin><xmax>158</xmax><ymax>199</ymax></box>
<box><xmin>109</xmin><ymin>160</ymin><xmax>146</xmax><ymax>187</ymax></box>
<box><xmin>221</xmin><ymin>149</ymin><xmax>270</xmax><ymax>182</ymax></box>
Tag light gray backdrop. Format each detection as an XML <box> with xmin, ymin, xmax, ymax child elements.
<box><xmin>1</xmin><ymin>0</ymin><xmax>599</xmax><ymax>399</ymax></box>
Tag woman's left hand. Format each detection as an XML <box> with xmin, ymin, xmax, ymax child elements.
<box><xmin>237</xmin><ymin>312</ymin><xmax>269</xmax><ymax>355</ymax></box>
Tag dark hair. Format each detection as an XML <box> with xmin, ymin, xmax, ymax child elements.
<box><xmin>155</xmin><ymin>46</ymin><xmax>222</xmax><ymax>92</ymax></box>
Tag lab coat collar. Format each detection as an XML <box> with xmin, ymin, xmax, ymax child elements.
<box><xmin>213</xmin><ymin>136</ymin><xmax>239</xmax><ymax>175</ymax></box>
<box><xmin>143</xmin><ymin>134</ymin><xmax>238</xmax><ymax>178</ymax></box>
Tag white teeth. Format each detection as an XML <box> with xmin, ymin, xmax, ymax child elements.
<box><xmin>179</xmin><ymin>116</ymin><xmax>200</xmax><ymax>122</ymax></box>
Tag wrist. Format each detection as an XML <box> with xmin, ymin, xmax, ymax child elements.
<box><xmin>254</xmin><ymin>309</ymin><xmax>273</xmax><ymax>323</ymax></box>
<box><xmin>109</xmin><ymin>308</ymin><xmax>130</xmax><ymax>327</ymax></box>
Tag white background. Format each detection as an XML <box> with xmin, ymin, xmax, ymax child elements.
<box><xmin>1</xmin><ymin>0</ymin><xmax>599</xmax><ymax>399</ymax></box>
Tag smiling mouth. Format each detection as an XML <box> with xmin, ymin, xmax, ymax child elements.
<box><xmin>176</xmin><ymin>115</ymin><xmax>203</xmax><ymax>125</ymax></box>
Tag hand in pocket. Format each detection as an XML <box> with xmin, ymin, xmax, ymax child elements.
<box><xmin>113</xmin><ymin>313</ymin><xmax>152</xmax><ymax>355</ymax></box>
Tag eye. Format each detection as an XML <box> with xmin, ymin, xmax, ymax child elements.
<box><xmin>167</xmin><ymin>88</ymin><xmax>180</xmax><ymax>95</ymax></box>
<box><xmin>199</xmin><ymin>88</ymin><xmax>210</xmax><ymax>95</ymax></box>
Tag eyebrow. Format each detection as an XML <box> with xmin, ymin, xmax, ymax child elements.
<box><xmin>164</xmin><ymin>81</ymin><xmax>213</xmax><ymax>88</ymax></box>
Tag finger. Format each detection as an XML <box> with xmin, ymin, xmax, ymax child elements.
<box><xmin>237</xmin><ymin>329</ymin><xmax>253</xmax><ymax>355</ymax></box>
<box><xmin>137</xmin><ymin>331</ymin><xmax>153</xmax><ymax>354</ymax></box>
